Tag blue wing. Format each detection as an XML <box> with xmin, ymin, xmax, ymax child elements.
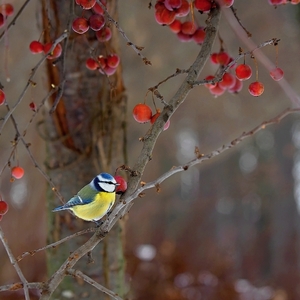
<box><xmin>52</xmin><ymin>195</ymin><xmax>93</xmax><ymax>212</ymax></box>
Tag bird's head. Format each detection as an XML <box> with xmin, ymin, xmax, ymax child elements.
<box><xmin>92</xmin><ymin>173</ymin><xmax>118</xmax><ymax>193</ymax></box>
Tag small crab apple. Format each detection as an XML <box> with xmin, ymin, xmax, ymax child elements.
<box><xmin>0</xmin><ymin>199</ymin><xmax>8</xmax><ymax>215</ymax></box>
<box><xmin>181</xmin><ymin>21</ymin><xmax>197</xmax><ymax>35</ymax></box>
<box><xmin>102</xmin><ymin>66</ymin><xmax>117</xmax><ymax>76</ymax></box>
<box><xmin>93</xmin><ymin>2</ymin><xmax>106</xmax><ymax>14</ymax></box>
<box><xmin>235</xmin><ymin>64</ymin><xmax>252</xmax><ymax>81</ymax></box>
<box><xmin>169</xmin><ymin>19</ymin><xmax>181</xmax><ymax>33</ymax></box>
<box><xmin>95</xmin><ymin>27</ymin><xmax>112</xmax><ymax>42</ymax></box>
<box><xmin>219</xmin><ymin>72</ymin><xmax>236</xmax><ymax>89</ymax></box>
<box><xmin>107</xmin><ymin>54</ymin><xmax>120</xmax><ymax>68</ymax></box>
<box><xmin>217</xmin><ymin>51</ymin><xmax>231</xmax><ymax>65</ymax></box>
<box><xmin>268</xmin><ymin>0</ymin><xmax>285</xmax><ymax>4</ymax></box>
<box><xmin>29</xmin><ymin>41</ymin><xmax>44</xmax><ymax>54</ymax></box>
<box><xmin>133</xmin><ymin>104</ymin><xmax>152</xmax><ymax>123</ymax></box>
<box><xmin>209</xmin><ymin>83</ymin><xmax>226</xmax><ymax>97</ymax></box>
<box><xmin>29</xmin><ymin>102</ymin><xmax>37</xmax><ymax>111</ymax></box>
<box><xmin>204</xmin><ymin>75</ymin><xmax>216</xmax><ymax>89</ymax></box>
<box><xmin>0</xmin><ymin>13</ymin><xmax>4</xmax><ymax>28</ymax></box>
<box><xmin>192</xmin><ymin>27</ymin><xmax>206</xmax><ymax>44</ymax></box>
<box><xmin>210</xmin><ymin>53</ymin><xmax>218</xmax><ymax>64</ymax></box>
<box><xmin>11</xmin><ymin>166</ymin><xmax>25</xmax><ymax>179</ymax></box>
<box><xmin>0</xmin><ymin>3</ymin><xmax>14</xmax><ymax>16</ymax></box>
<box><xmin>114</xmin><ymin>175</ymin><xmax>127</xmax><ymax>194</ymax></box>
<box><xmin>72</xmin><ymin>17</ymin><xmax>89</xmax><ymax>34</ymax></box>
<box><xmin>270</xmin><ymin>67</ymin><xmax>284</xmax><ymax>81</ymax></box>
<box><xmin>97</xmin><ymin>55</ymin><xmax>107</xmax><ymax>69</ymax></box>
<box><xmin>150</xmin><ymin>111</ymin><xmax>170</xmax><ymax>131</ymax></box>
<box><xmin>155</xmin><ymin>3</ymin><xmax>176</xmax><ymax>25</ymax></box>
<box><xmin>86</xmin><ymin>58</ymin><xmax>99</xmax><ymax>70</ymax></box>
<box><xmin>44</xmin><ymin>42</ymin><xmax>62</xmax><ymax>60</ymax></box>
<box><xmin>177</xmin><ymin>31</ymin><xmax>192</xmax><ymax>42</ymax></box>
<box><xmin>77</xmin><ymin>0</ymin><xmax>96</xmax><ymax>9</ymax></box>
<box><xmin>228</xmin><ymin>78</ymin><xmax>243</xmax><ymax>93</ymax></box>
<box><xmin>194</xmin><ymin>0</ymin><xmax>212</xmax><ymax>13</ymax></box>
<box><xmin>89</xmin><ymin>14</ymin><xmax>105</xmax><ymax>31</ymax></box>
<box><xmin>248</xmin><ymin>81</ymin><xmax>264</xmax><ymax>97</ymax></box>
<box><xmin>164</xmin><ymin>0</ymin><xmax>182</xmax><ymax>11</ymax></box>
<box><xmin>175</xmin><ymin>0</ymin><xmax>190</xmax><ymax>17</ymax></box>
<box><xmin>0</xmin><ymin>89</ymin><xmax>6</xmax><ymax>105</ymax></box>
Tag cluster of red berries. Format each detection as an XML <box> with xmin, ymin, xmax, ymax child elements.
<box><xmin>0</xmin><ymin>3</ymin><xmax>14</xmax><ymax>28</ymax></box>
<box><xmin>268</xmin><ymin>0</ymin><xmax>300</xmax><ymax>5</ymax></box>
<box><xmin>205</xmin><ymin>50</ymin><xmax>284</xmax><ymax>97</ymax></box>
<box><xmin>72</xmin><ymin>0</ymin><xmax>119</xmax><ymax>76</ymax></box>
<box><xmin>154</xmin><ymin>0</ymin><xmax>234</xmax><ymax>44</ymax></box>
<box><xmin>132</xmin><ymin>104</ymin><xmax>170</xmax><ymax>130</ymax></box>
<box><xmin>0</xmin><ymin>196</ymin><xmax>9</xmax><ymax>222</ymax></box>
<box><xmin>29</xmin><ymin>40</ymin><xmax>63</xmax><ymax>60</ymax></box>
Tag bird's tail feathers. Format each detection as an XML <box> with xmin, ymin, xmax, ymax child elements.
<box><xmin>52</xmin><ymin>206</ymin><xmax>68</xmax><ymax>212</ymax></box>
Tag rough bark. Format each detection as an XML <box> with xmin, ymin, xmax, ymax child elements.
<box><xmin>42</xmin><ymin>0</ymin><xmax>127</xmax><ymax>298</ymax></box>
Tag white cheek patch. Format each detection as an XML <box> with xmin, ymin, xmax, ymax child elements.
<box><xmin>100</xmin><ymin>182</ymin><xmax>115</xmax><ymax>192</ymax></box>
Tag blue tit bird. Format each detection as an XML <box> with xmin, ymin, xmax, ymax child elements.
<box><xmin>52</xmin><ymin>173</ymin><xmax>118</xmax><ymax>224</ymax></box>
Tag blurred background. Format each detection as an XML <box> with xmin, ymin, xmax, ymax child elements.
<box><xmin>0</xmin><ymin>1</ymin><xmax>300</xmax><ymax>299</ymax></box>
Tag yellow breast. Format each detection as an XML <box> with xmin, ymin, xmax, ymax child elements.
<box><xmin>71</xmin><ymin>192</ymin><xmax>115</xmax><ymax>221</ymax></box>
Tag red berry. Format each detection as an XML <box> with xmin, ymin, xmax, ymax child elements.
<box><xmin>44</xmin><ymin>42</ymin><xmax>62</xmax><ymax>60</ymax></box>
<box><xmin>210</xmin><ymin>53</ymin><xmax>218</xmax><ymax>64</ymax></box>
<box><xmin>150</xmin><ymin>111</ymin><xmax>170</xmax><ymax>130</ymax></box>
<box><xmin>268</xmin><ymin>0</ymin><xmax>284</xmax><ymax>4</ymax></box>
<box><xmin>29</xmin><ymin>102</ymin><xmax>37</xmax><ymax>111</ymax></box>
<box><xmin>114</xmin><ymin>175</ymin><xmax>127</xmax><ymax>194</ymax></box>
<box><xmin>228</xmin><ymin>79</ymin><xmax>243</xmax><ymax>93</ymax></box>
<box><xmin>192</xmin><ymin>27</ymin><xmax>206</xmax><ymax>44</ymax></box>
<box><xmin>181</xmin><ymin>21</ymin><xmax>197</xmax><ymax>35</ymax></box>
<box><xmin>92</xmin><ymin>1</ymin><xmax>106</xmax><ymax>14</ymax></box>
<box><xmin>98</xmin><ymin>55</ymin><xmax>107</xmax><ymax>69</ymax></box>
<box><xmin>194</xmin><ymin>0</ymin><xmax>212</xmax><ymax>13</ymax></box>
<box><xmin>177</xmin><ymin>31</ymin><xmax>192</xmax><ymax>42</ymax></box>
<box><xmin>217</xmin><ymin>51</ymin><xmax>230</xmax><ymax>65</ymax></box>
<box><xmin>155</xmin><ymin>3</ymin><xmax>176</xmax><ymax>25</ymax></box>
<box><xmin>77</xmin><ymin>0</ymin><xmax>96</xmax><ymax>9</ymax></box>
<box><xmin>0</xmin><ymin>4</ymin><xmax>14</xmax><ymax>17</ymax></box>
<box><xmin>248</xmin><ymin>81</ymin><xmax>264</xmax><ymax>97</ymax></box>
<box><xmin>133</xmin><ymin>104</ymin><xmax>152</xmax><ymax>123</ymax></box>
<box><xmin>0</xmin><ymin>89</ymin><xmax>6</xmax><ymax>105</ymax></box>
<box><xmin>107</xmin><ymin>54</ymin><xmax>120</xmax><ymax>68</ymax></box>
<box><xmin>175</xmin><ymin>0</ymin><xmax>190</xmax><ymax>17</ymax></box>
<box><xmin>11</xmin><ymin>166</ymin><xmax>25</xmax><ymax>179</ymax></box>
<box><xmin>0</xmin><ymin>200</ymin><xmax>8</xmax><ymax>215</ymax></box>
<box><xmin>269</xmin><ymin>67</ymin><xmax>284</xmax><ymax>81</ymax></box>
<box><xmin>169</xmin><ymin>19</ymin><xmax>182</xmax><ymax>33</ymax></box>
<box><xmin>0</xmin><ymin>13</ymin><xmax>4</xmax><ymax>28</ymax></box>
<box><xmin>209</xmin><ymin>83</ymin><xmax>226</xmax><ymax>97</ymax></box>
<box><xmin>164</xmin><ymin>0</ymin><xmax>182</xmax><ymax>11</ymax></box>
<box><xmin>219</xmin><ymin>72</ymin><xmax>236</xmax><ymax>89</ymax></box>
<box><xmin>72</xmin><ymin>17</ymin><xmax>89</xmax><ymax>34</ymax></box>
<box><xmin>95</xmin><ymin>27</ymin><xmax>112</xmax><ymax>42</ymax></box>
<box><xmin>102</xmin><ymin>66</ymin><xmax>117</xmax><ymax>76</ymax></box>
<box><xmin>204</xmin><ymin>75</ymin><xmax>216</xmax><ymax>89</ymax></box>
<box><xmin>89</xmin><ymin>14</ymin><xmax>105</xmax><ymax>31</ymax></box>
<box><xmin>85</xmin><ymin>58</ymin><xmax>98</xmax><ymax>70</ymax></box>
<box><xmin>235</xmin><ymin>64</ymin><xmax>252</xmax><ymax>81</ymax></box>
<box><xmin>29</xmin><ymin>41</ymin><xmax>44</xmax><ymax>54</ymax></box>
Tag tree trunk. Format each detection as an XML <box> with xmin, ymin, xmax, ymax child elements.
<box><xmin>42</xmin><ymin>0</ymin><xmax>127</xmax><ymax>298</ymax></box>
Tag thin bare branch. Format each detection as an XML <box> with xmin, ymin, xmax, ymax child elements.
<box><xmin>0</xmin><ymin>227</ymin><xmax>30</xmax><ymax>300</ymax></box>
<box><xmin>67</xmin><ymin>269</ymin><xmax>124</xmax><ymax>300</ymax></box>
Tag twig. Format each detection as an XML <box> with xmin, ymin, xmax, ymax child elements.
<box><xmin>0</xmin><ymin>282</ymin><xmax>44</xmax><ymax>293</ymax></box>
<box><xmin>0</xmin><ymin>0</ymin><xmax>32</xmax><ymax>42</ymax></box>
<box><xmin>17</xmin><ymin>227</ymin><xmax>96</xmax><ymax>262</ymax></box>
<box><xmin>221</xmin><ymin>6</ymin><xmax>300</xmax><ymax>107</ymax></box>
<box><xmin>0</xmin><ymin>226</ymin><xmax>30</xmax><ymax>300</ymax></box>
<box><xmin>0</xmin><ymin>31</ymin><xmax>69</xmax><ymax>134</ymax></box>
<box><xmin>191</xmin><ymin>38</ymin><xmax>279</xmax><ymax>86</ymax></box>
<box><xmin>67</xmin><ymin>269</ymin><xmax>124</xmax><ymax>300</ymax></box>
<box><xmin>96</xmin><ymin>0</ymin><xmax>151</xmax><ymax>65</ymax></box>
